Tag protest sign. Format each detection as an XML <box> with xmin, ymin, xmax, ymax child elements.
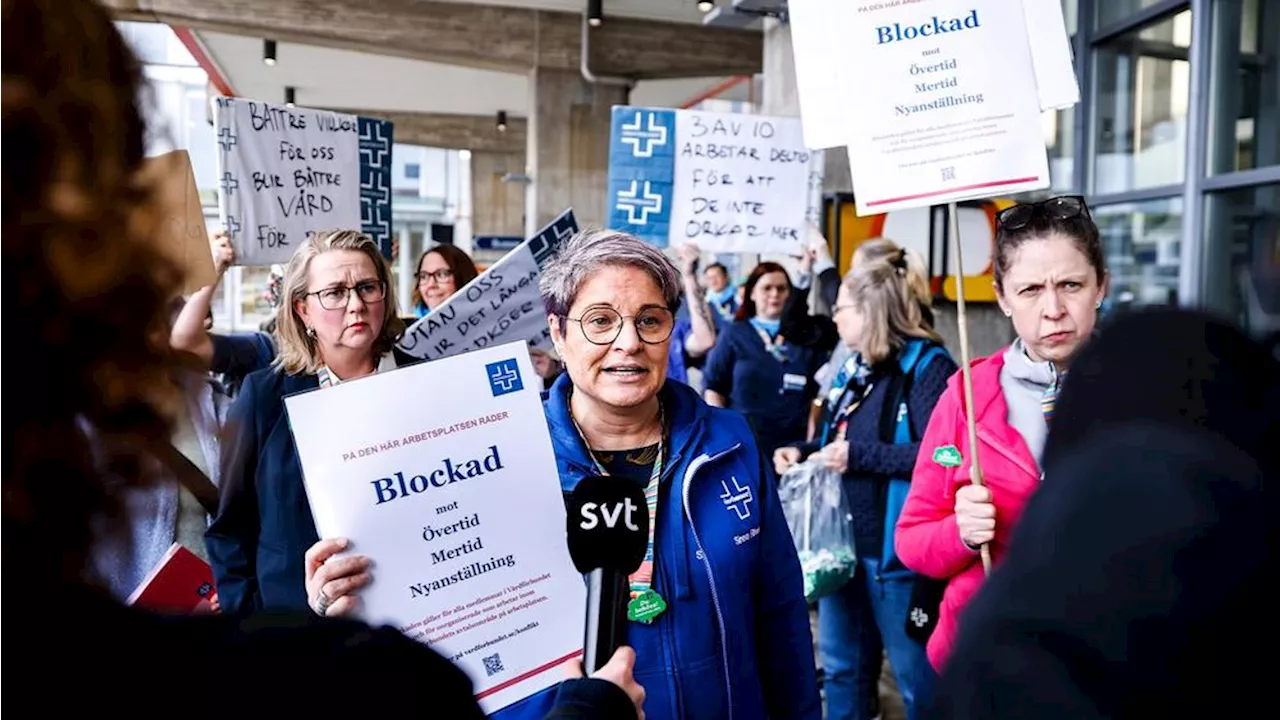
<box><xmin>791</xmin><ymin>0</ymin><xmax>1056</xmax><ymax>214</ymax></box>
<box><xmin>397</xmin><ymin>210</ymin><xmax>578</xmax><ymax>362</ymax></box>
<box><xmin>606</xmin><ymin>106</ymin><xmax>821</xmax><ymax>254</ymax></box>
<box><xmin>789</xmin><ymin>0</ymin><xmax>1078</xmax><ymax>151</ymax></box>
<box><xmin>139</xmin><ymin>150</ymin><xmax>216</xmax><ymax>294</ymax></box>
<box><xmin>286</xmin><ymin>342</ymin><xmax>585</xmax><ymax>713</ymax></box>
<box><xmin>213</xmin><ymin>97</ymin><xmax>393</xmax><ymax>265</ymax></box>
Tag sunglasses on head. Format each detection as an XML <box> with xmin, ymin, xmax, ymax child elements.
<box><xmin>996</xmin><ymin>195</ymin><xmax>1090</xmax><ymax>231</ymax></box>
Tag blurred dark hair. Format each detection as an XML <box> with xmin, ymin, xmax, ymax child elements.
<box><xmin>3</xmin><ymin>0</ymin><xmax>182</xmax><ymax>584</ymax></box>
<box><xmin>735</xmin><ymin>261</ymin><xmax>791</xmax><ymax>322</ymax></box>
<box><xmin>410</xmin><ymin>244</ymin><xmax>479</xmax><ymax>310</ymax></box>
<box><xmin>1044</xmin><ymin>308</ymin><xmax>1280</xmax><ymax>477</ymax></box>
<box><xmin>994</xmin><ymin>200</ymin><xmax>1106</xmax><ymax>292</ymax></box>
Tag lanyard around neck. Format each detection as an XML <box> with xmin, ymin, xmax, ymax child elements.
<box><xmin>751</xmin><ymin>323</ymin><xmax>789</xmax><ymax>362</ymax></box>
<box><xmin>568</xmin><ymin>401</ymin><xmax>664</xmax><ymax>600</ymax></box>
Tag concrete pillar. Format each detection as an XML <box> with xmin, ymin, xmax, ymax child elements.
<box><xmin>762</xmin><ymin>19</ymin><xmax>853</xmax><ymax>197</ymax></box>
<box><xmin>470</xmin><ymin>150</ymin><xmax>526</xmax><ymax>238</ymax></box>
<box><xmin>525</xmin><ymin>67</ymin><xmax>628</xmax><ymax>236</ymax></box>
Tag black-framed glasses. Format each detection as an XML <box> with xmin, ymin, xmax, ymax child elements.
<box><xmin>566</xmin><ymin>306</ymin><xmax>675</xmax><ymax>346</ymax></box>
<box><xmin>996</xmin><ymin>195</ymin><xmax>1090</xmax><ymax>232</ymax></box>
<box><xmin>416</xmin><ymin>269</ymin><xmax>454</xmax><ymax>284</ymax></box>
<box><xmin>306</xmin><ymin>280</ymin><xmax>386</xmax><ymax>310</ymax></box>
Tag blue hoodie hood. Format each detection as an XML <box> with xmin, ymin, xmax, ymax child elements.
<box><xmin>535</xmin><ymin>372</ymin><xmax>822</xmax><ymax>720</ymax></box>
<box><xmin>544</xmin><ymin>374</ymin><xmax>740</xmax><ymax>602</ymax></box>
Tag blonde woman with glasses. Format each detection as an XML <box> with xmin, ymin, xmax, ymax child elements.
<box><xmin>207</xmin><ymin>230</ymin><xmax>405</xmax><ymax>617</ymax></box>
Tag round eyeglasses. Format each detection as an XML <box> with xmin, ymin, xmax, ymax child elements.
<box><xmin>306</xmin><ymin>280</ymin><xmax>386</xmax><ymax>310</ymax></box>
<box><xmin>566</xmin><ymin>306</ymin><xmax>675</xmax><ymax>346</ymax></box>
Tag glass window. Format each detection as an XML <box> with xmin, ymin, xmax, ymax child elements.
<box><xmin>1094</xmin><ymin>197</ymin><xmax>1184</xmax><ymax>311</ymax></box>
<box><xmin>116</xmin><ymin>21</ymin><xmax>198</xmax><ymax>67</ymax></box>
<box><xmin>1062</xmin><ymin>0</ymin><xmax>1079</xmax><ymax>36</ymax></box>
<box><xmin>405</xmin><ymin>163</ymin><xmax>421</xmax><ymax>180</ymax></box>
<box><xmin>1090</xmin><ymin>10</ymin><xmax>1192</xmax><ymax>193</ymax></box>
<box><xmin>1044</xmin><ymin>106</ymin><xmax>1077</xmax><ymax>191</ymax></box>
<box><xmin>238</xmin><ymin>265</ymin><xmax>276</xmax><ymax>332</ymax></box>
<box><xmin>1097</xmin><ymin>0</ymin><xmax>1176</xmax><ymax>29</ymax></box>
<box><xmin>1203</xmin><ymin>183</ymin><xmax>1279</xmax><ymax>336</ymax></box>
<box><xmin>1207</xmin><ymin>0</ymin><xmax>1280</xmax><ymax>174</ymax></box>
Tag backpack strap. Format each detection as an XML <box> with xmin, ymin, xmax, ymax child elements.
<box><xmin>878</xmin><ymin>343</ymin><xmax>948</xmax><ymax>445</ymax></box>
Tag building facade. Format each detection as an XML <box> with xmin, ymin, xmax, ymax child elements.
<box><xmin>1044</xmin><ymin>0</ymin><xmax>1277</xmax><ymax>336</ymax></box>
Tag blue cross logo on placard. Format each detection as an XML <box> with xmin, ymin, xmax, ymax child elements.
<box><xmin>616</xmin><ymin>180</ymin><xmax>663</xmax><ymax>225</ymax></box>
<box><xmin>219</xmin><ymin>172</ymin><xmax>239</xmax><ymax>197</ymax></box>
<box><xmin>719</xmin><ymin>477</ymin><xmax>753</xmax><ymax>520</ymax></box>
<box><xmin>225</xmin><ymin>216</ymin><xmax>241</xmax><ymax>239</ymax></box>
<box><xmin>620</xmin><ymin>111</ymin><xmax>669</xmax><ymax>158</ymax></box>
<box><xmin>486</xmin><ymin>359</ymin><xmax>524</xmax><ymax>397</ymax></box>
<box><xmin>217</xmin><ymin>127</ymin><xmax>238</xmax><ymax>152</ymax></box>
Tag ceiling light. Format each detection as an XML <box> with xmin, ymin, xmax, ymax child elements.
<box><xmin>588</xmin><ymin>0</ymin><xmax>603</xmax><ymax>27</ymax></box>
<box><xmin>496</xmin><ymin>110</ymin><xmax>508</xmax><ymax>132</ymax></box>
<box><xmin>263</xmin><ymin>39</ymin><xmax>277</xmax><ymax>66</ymax></box>
<box><xmin>284</xmin><ymin>86</ymin><xmax>296</xmax><ymax>108</ymax></box>
<box><xmin>697</xmin><ymin>1</ymin><xmax>714</xmax><ymax>12</ymax></box>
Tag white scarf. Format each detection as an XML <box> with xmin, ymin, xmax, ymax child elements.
<box><xmin>316</xmin><ymin>352</ymin><xmax>398</xmax><ymax>389</ymax></box>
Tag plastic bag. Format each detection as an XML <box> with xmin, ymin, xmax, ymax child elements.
<box><xmin>778</xmin><ymin>461</ymin><xmax>857</xmax><ymax>603</ymax></box>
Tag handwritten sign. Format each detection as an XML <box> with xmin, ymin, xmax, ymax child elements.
<box><xmin>214</xmin><ymin>97</ymin><xmax>366</xmax><ymax>265</ymax></box>
<box><xmin>789</xmin><ymin>0</ymin><xmax>1053</xmax><ymax>215</ymax></box>
<box><xmin>286</xmin><ymin>342</ymin><xmax>586</xmax><ymax>713</ymax></box>
<box><xmin>397</xmin><ymin>211</ymin><xmax>578</xmax><ymax>362</ymax></box>
<box><xmin>606</xmin><ymin>106</ymin><xmax>820</xmax><ymax>254</ymax></box>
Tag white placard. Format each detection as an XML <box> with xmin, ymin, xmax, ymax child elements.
<box><xmin>671</xmin><ymin>111</ymin><xmax>816</xmax><ymax>252</ymax></box>
<box><xmin>841</xmin><ymin>0</ymin><xmax>1051</xmax><ymax>215</ymax></box>
<box><xmin>606</xmin><ymin>107</ymin><xmax>821</xmax><ymax>255</ymax></box>
<box><xmin>285</xmin><ymin>343</ymin><xmax>585</xmax><ymax>713</ymax></box>
<box><xmin>789</xmin><ymin>0</ymin><xmax>1079</xmax><ymax>151</ymax></box>
<box><xmin>397</xmin><ymin>242</ymin><xmax>549</xmax><ymax>361</ymax></box>
<box><xmin>1023</xmin><ymin>0</ymin><xmax>1081</xmax><ymax>110</ymax></box>
<box><xmin>214</xmin><ymin>97</ymin><xmax>362</xmax><ymax>265</ymax></box>
<box><xmin>787</xmin><ymin>0</ymin><xmax>860</xmax><ymax>150</ymax></box>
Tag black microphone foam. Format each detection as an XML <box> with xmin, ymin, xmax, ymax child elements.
<box><xmin>566</xmin><ymin>475</ymin><xmax>650</xmax><ymax>575</ymax></box>
<box><xmin>566</xmin><ymin>475</ymin><xmax>651</xmax><ymax>672</ymax></box>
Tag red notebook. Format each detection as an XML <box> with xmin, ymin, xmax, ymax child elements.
<box><xmin>127</xmin><ymin>543</ymin><xmax>219</xmax><ymax>614</ymax></box>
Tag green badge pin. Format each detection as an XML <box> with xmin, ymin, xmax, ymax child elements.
<box><xmin>626</xmin><ymin>589</ymin><xmax>668</xmax><ymax>624</ymax></box>
<box><xmin>932</xmin><ymin>445</ymin><xmax>962</xmax><ymax>468</ymax></box>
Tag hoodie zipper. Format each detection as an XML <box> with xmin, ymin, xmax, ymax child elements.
<box><xmin>681</xmin><ymin>444</ymin><xmax>740</xmax><ymax>720</ymax></box>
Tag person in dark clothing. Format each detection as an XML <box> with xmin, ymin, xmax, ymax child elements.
<box><xmin>704</xmin><ymin>262</ymin><xmax>837</xmax><ymax>457</ymax></box>
<box><xmin>2</xmin><ymin>2</ymin><xmax>641</xmax><ymax>716</ymax></box>
<box><xmin>928</xmin><ymin>308</ymin><xmax>1277</xmax><ymax>719</ymax></box>
<box><xmin>776</xmin><ymin>255</ymin><xmax>957</xmax><ymax>720</ymax></box>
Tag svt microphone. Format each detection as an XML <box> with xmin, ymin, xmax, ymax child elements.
<box><xmin>565</xmin><ymin>475</ymin><xmax>649</xmax><ymax>672</ymax></box>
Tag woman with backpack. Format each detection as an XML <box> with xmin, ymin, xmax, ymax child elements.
<box><xmin>775</xmin><ymin>252</ymin><xmax>957</xmax><ymax>720</ymax></box>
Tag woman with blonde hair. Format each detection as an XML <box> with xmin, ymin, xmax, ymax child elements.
<box><xmin>207</xmin><ymin>230</ymin><xmax>406</xmax><ymax>615</ymax></box>
<box><xmin>810</xmin><ymin>238</ymin><xmax>936</xmax><ymax>441</ymax></box>
<box><xmin>6</xmin><ymin>1</ymin><xmax>641</xmax><ymax>715</ymax></box>
<box><xmin>776</xmin><ymin>251</ymin><xmax>957</xmax><ymax>720</ymax></box>
<box><xmin>853</xmin><ymin>239</ymin><xmax>935</xmax><ymax>329</ymax></box>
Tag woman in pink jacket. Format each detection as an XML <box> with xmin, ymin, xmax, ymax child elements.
<box><xmin>895</xmin><ymin>195</ymin><xmax>1108</xmax><ymax>672</ymax></box>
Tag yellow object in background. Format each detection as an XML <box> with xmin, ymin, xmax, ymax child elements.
<box><xmin>823</xmin><ymin>195</ymin><xmax>1020</xmax><ymax>303</ymax></box>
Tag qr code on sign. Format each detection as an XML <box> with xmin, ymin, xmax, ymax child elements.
<box><xmin>483</xmin><ymin>653</ymin><xmax>505</xmax><ymax>677</ymax></box>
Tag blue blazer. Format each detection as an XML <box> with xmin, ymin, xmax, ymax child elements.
<box><xmin>206</xmin><ymin>367</ymin><xmax>321</xmax><ymax>615</ymax></box>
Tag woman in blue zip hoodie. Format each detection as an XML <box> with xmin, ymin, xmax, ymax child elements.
<box><xmin>531</xmin><ymin>228</ymin><xmax>822</xmax><ymax>720</ymax></box>
<box><xmin>775</xmin><ymin>254</ymin><xmax>956</xmax><ymax>720</ymax></box>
